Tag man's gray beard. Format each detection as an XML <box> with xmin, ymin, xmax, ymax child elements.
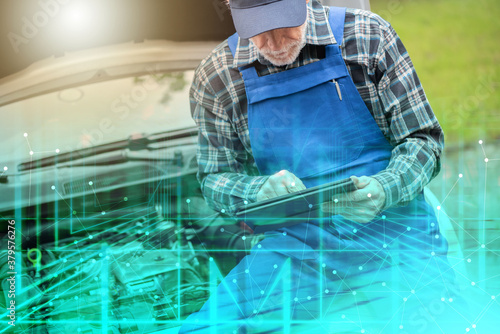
<box><xmin>255</xmin><ymin>24</ymin><xmax>307</xmax><ymax>67</ymax></box>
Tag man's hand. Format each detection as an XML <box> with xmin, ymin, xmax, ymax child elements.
<box><xmin>256</xmin><ymin>170</ymin><xmax>306</xmax><ymax>201</ymax></box>
<box><xmin>321</xmin><ymin>176</ymin><xmax>386</xmax><ymax>224</ymax></box>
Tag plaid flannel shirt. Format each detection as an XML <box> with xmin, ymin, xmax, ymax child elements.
<box><xmin>190</xmin><ymin>0</ymin><xmax>444</xmax><ymax>215</ymax></box>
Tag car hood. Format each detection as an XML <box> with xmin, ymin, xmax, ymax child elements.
<box><xmin>0</xmin><ymin>39</ymin><xmax>220</xmax><ymax>108</ymax></box>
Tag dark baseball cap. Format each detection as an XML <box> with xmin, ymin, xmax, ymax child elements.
<box><xmin>229</xmin><ymin>0</ymin><xmax>308</xmax><ymax>39</ymax></box>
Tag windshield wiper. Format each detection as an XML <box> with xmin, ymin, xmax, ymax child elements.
<box><xmin>18</xmin><ymin>127</ymin><xmax>198</xmax><ymax>172</ymax></box>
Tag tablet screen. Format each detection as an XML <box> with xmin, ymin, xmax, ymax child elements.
<box><xmin>235</xmin><ymin>178</ymin><xmax>356</xmax><ymax>233</ymax></box>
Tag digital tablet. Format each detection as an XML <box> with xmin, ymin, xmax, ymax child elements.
<box><xmin>235</xmin><ymin>177</ymin><xmax>356</xmax><ymax>233</ymax></box>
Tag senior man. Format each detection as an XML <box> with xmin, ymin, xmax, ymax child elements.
<box><xmin>179</xmin><ymin>0</ymin><xmax>467</xmax><ymax>332</ymax></box>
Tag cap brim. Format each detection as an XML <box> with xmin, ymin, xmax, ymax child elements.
<box><xmin>231</xmin><ymin>0</ymin><xmax>307</xmax><ymax>39</ymax></box>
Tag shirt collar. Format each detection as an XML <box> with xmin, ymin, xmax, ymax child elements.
<box><xmin>232</xmin><ymin>0</ymin><xmax>336</xmax><ymax>68</ymax></box>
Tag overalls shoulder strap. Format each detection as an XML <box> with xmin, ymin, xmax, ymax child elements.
<box><xmin>328</xmin><ymin>6</ymin><xmax>346</xmax><ymax>46</ymax></box>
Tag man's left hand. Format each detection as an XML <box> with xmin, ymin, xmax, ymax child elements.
<box><xmin>321</xmin><ymin>175</ymin><xmax>386</xmax><ymax>224</ymax></box>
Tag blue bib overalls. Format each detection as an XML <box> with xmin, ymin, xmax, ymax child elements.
<box><xmin>180</xmin><ymin>7</ymin><xmax>466</xmax><ymax>333</ymax></box>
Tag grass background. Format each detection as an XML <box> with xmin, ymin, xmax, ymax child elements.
<box><xmin>371</xmin><ymin>0</ymin><xmax>500</xmax><ymax>143</ymax></box>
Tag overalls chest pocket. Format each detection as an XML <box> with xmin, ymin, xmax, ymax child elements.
<box><xmin>249</xmin><ymin>77</ymin><xmax>365</xmax><ymax>179</ymax></box>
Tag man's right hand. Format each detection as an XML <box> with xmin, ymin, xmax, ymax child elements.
<box><xmin>256</xmin><ymin>170</ymin><xmax>306</xmax><ymax>201</ymax></box>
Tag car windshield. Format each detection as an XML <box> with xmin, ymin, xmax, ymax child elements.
<box><xmin>2</xmin><ymin>70</ymin><xmax>195</xmax><ymax>170</ymax></box>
